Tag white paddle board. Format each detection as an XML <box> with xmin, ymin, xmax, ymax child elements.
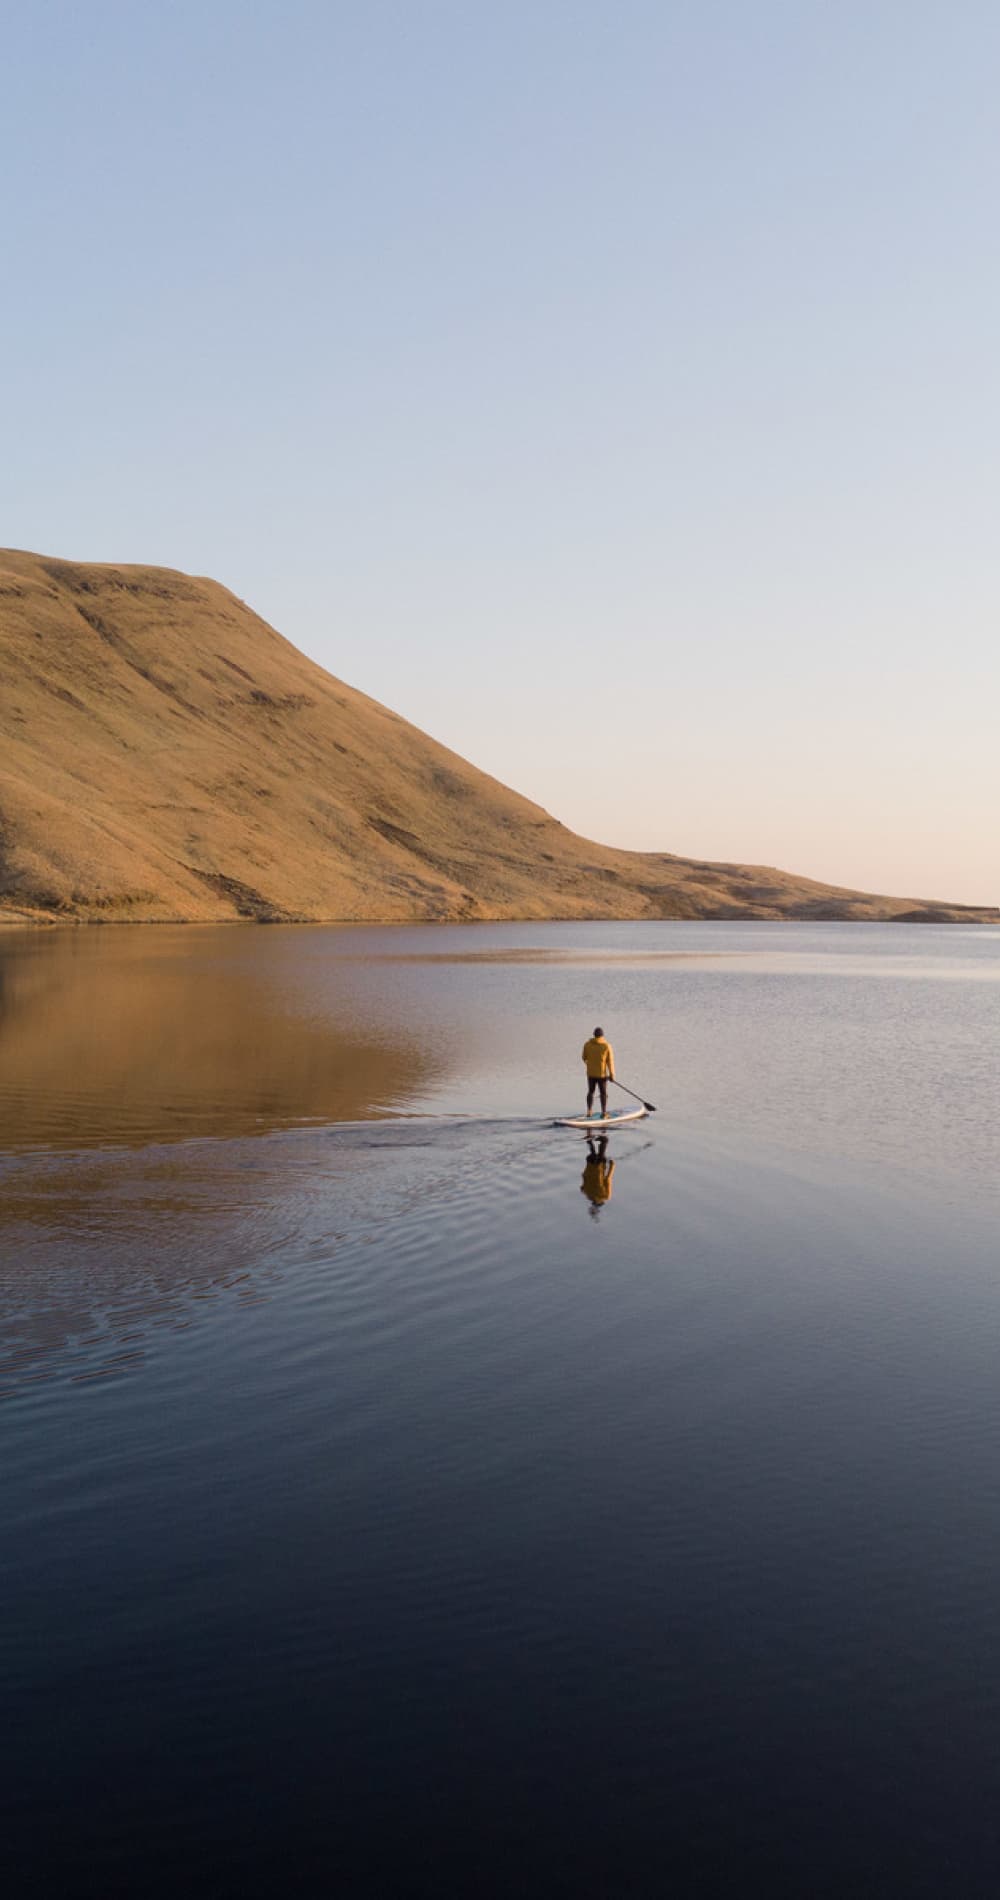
<box><xmin>554</xmin><ymin>1105</ymin><xmax>647</xmax><ymax>1129</ymax></box>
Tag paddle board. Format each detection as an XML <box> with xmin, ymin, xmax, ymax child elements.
<box><xmin>554</xmin><ymin>1106</ymin><xmax>647</xmax><ymax>1129</ymax></box>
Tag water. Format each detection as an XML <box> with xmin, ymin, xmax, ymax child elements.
<box><xmin>2</xmin><ymin>921</ymin><xmax>999</xmax><ymax>1896</ymax></box>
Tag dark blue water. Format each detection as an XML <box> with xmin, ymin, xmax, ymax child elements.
<box><xmin>2</xmin><ymin>923</ymin><xmax>999</xmax><ymax>1895</ymax></box>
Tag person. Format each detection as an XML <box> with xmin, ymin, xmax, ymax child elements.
<box><xmin>581</xmin><ymin>1134</ymin><xmax>615</xmax><ymax>1215</ymax></box>
<box><xmin>581</xmin><ymin>1026</ymin><xmax>615</xmax><ymax>1118</ymax></box>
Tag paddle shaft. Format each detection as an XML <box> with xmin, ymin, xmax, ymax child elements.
<box><xmin>611</xmin><ymin>1078</ymin><xmax>657</xmax><ymax>1113</ymax></box>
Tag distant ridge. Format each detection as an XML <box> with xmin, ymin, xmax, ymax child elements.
<box><xmin>0</xmin><ymin>550</ymin><xmax>994</xmax><ymax>925</ymax></box>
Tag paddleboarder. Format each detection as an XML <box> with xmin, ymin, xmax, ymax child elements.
<box><xmin>582</xmin><ymin>1026</ymin><xmax>615</xmax><ymax>1118</ymax></box>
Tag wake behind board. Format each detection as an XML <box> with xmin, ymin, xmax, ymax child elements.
<box><xmin>554</xmin><ymin>1106</ymin><xmax>647</xmax><ymax>1129</ymax></box>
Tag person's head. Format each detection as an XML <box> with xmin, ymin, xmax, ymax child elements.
<box><xmin>593</xmin><ymin>1026</ymin><xmax>604</xmax><ymax>1038</ymax></box>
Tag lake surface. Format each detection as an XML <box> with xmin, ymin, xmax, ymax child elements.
<box><xmin>3</xmin><ymin>921</ymin><xmax>999</xmax><ymax>1896</ymax></box>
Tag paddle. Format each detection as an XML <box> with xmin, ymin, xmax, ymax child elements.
<box><xmin>611</xmin><ymin>1078</ymin><xmax>657</xmax><ymax>1113</ymax></box>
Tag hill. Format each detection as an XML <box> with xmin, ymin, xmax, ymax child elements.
<box><xmin>0</xmin><ymin>550</ymin><xmax>993</xmax><ymax>926</ymax></box>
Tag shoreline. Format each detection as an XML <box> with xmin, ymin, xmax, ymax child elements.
<box><xmin>3</xmin><ymin>908</ymin><xmax>998</xmax><ymax>930</ymax></box>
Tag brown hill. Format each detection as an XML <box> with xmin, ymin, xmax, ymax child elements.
<box><xmin>0</xmin><ymin>550</ymin><xmax>993</xmax><ymax>926</ymax></box>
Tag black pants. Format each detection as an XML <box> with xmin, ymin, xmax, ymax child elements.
<box><xmin>586</xmin><ymin>1075</ymin><xmax>609</xmax><ymax>1114</ymax></box>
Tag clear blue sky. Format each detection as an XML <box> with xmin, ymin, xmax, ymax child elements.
<box><xmin>4</xmin><ymin>1</ymin><xmax>997</xmax><ymax>904</ymax></box>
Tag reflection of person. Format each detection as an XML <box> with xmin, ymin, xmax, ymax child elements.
<box><xmin>581</xmin><ymin>1135</ymin><xmax>615</xmax><ymax>1216</ymax></box>
<box><xmin>581</xmin><ymin>1026</ymin><xmax>615</xmax><ymax>1118</ymax></box>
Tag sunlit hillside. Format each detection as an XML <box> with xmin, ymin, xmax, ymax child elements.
<box><xmin>0</xmin><ymin>550</ymin><xmax>993</xmax><ymax>925</ymax></box>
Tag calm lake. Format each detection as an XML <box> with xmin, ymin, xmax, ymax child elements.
<box><xmin>3</xmin><ymin>920</ymin><xmax>1000</xmax><ymax>1896</ymax></box>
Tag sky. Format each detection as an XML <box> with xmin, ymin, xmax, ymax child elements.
<box><xmin>3</xmin><ymin>0</ymin><xmax>998</xmax><ymax>905</ymax></box>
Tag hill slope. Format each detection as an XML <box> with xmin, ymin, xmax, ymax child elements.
<box><xmin>0</xmin><ymin>550</ymin><xmax>991</xmax><ymax>925</ymax></box>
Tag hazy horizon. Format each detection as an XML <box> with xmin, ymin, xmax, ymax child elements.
<box><xmin>4</xmin><ymin>1</ymin><xmax>998</xmax><ymax>907</ymax></box>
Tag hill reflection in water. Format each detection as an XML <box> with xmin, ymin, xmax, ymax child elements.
<box><xmin>0</xmin><ymin>925</ymin><xmax>439</xmax><ymax>1150</ymax></box>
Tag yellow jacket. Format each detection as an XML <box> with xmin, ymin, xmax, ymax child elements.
<box><xmin>582</xmin><ymin>1036</ymin><xmax>614</xmax><ymax>1079</ymax></box>
<box><xmin>582</xmin><ymin>1156</ymin><xmax>615</xmax><ymax>1205</ymax></box>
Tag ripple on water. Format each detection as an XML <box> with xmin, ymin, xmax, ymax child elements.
<box><xmin>4</xmin><ymin>1106</ymin><xmax>1000</xmax><ymax>1893</ymax></box>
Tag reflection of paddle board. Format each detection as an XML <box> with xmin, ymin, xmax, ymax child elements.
<box><xmin>554</xmin><ymin>1106</ymin><xmax>647</xmax><ymax>1129</ymax></box>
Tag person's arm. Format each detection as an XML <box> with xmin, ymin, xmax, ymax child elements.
<box><xmin>607</xmin><ymin>1043</ymin><xmax>615</xmax><ymax>1080</ymax></box>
